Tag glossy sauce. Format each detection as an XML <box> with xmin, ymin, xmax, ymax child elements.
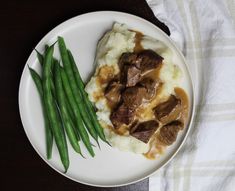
<box><xmin>97</xmin><ymin>65</ymin><xmax>115</xmax><ymax>85</ymax></box>
<box><xmin>144</xmin><ymin>87</ymin><xmax>189</xmax><ymax>159</ymax></box>
<box><xmin>114</xmin><ymin>125</ymin><xmax>129</xmax><ymax>135</ymax></box>
<box><xmin>94</xmin><ymin>65</ymin><xmax>115</xmax><ymax>102</ymax></box>
<box><xmin>133</xmin><ymin>30</ymin><xmax>144</xmax><ymax>53</ymax></box>
<box><xmin>93</xmin><ymin>91</ymin><xmax>104</xmax><ymax>102</ymax></box>
<box><xmin>175</xmin><ymin>87</ymin><xmax>189</xmax><ymax>127</ymax></box>
<box><xmin>144</xmin><ymin>137</ymin><xmax>166</xmax><ymax>159</ymax></box>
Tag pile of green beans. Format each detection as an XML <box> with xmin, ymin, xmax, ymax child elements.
<box><xmin>42</xmin><ymin>45</ymin><xmax>69</xmax><ymax>172</ymax></box>
<box><xmin>67</xmin><ymin>50</ymin><xmax>108</xmax><ymax>144</ymax></box>
<box><xmin>28</xmin><ymin>37</ymin><xmax>109</xmax><ymax>172</ymax></box>
<box><xmin>58</xmin><ymin>37</ymin><xmax>99</xmax><ymax>147</ymax></box>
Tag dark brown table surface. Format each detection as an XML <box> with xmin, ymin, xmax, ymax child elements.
<box><xmin>1</xmin><ymin>0</ymin><xmax>169</xmax><ymax>190</ymax></box>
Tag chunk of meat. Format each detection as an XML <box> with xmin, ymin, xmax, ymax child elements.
<box><xmin>118</xmin><ymin>50</ymin><xmax>163</xmax><ymax>86</ymax></box>
<box><xmin>154</xmin><ymin>95</ymin><xmax>182</xmax><ymax>123</ymax></box>
<box><xmin>120</xmin><ymin>65</ymin><xmax>141</xmax><ymax>87</ymax></box>
<box><xmin>139</xmin><ymin>78</ymin><xmax>161</xmax><ymax>100</ymax></box>
<box><xmin>118</xmin><ymin>52</ymin><xmax>138</xmax><ymax>69</ymax></box>
<box><xmin>105</xmin><ymin>81</ymin><xmax>123</xmax><ymax>108</ymax></box>
<box><xmin>130</xmin><ymin>120</ymin><xmax>159</xmax><ymax>143</ymax></box>
<box><xmin>158</xmin><ymin>121</ymin><xmax>183</xmax><ymax>145</ymax></box>
<box><xmin>122</xmin><ymin>86</ymin><xmax>147</xmax><ymax>108</ymax></box>
<box><xmin>110</xmin><ymin>104</ymin><xmax>135</xmax><ymax>128</ymax></box>
<box><xmin>137</xmin><ymin>50</ymin><xmax>163</xmax><ymax>75</ymax></box>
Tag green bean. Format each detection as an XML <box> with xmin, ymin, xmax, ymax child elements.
<box><xmin>58</xmin><ymin>37</ymin><xmax>98</xmax><ymax>144</ymax></box>
<box><xmin>65</xmin><ymin>103</ymin><xmax>80</xmax><ymax>142</ymax></box>
<box><xmin>36</xmin><ymin>48</ymin><xmax>56</xmax><ymax>75</ymax></box>
<box><xmin>67</xmin><ymin>50</ymin><xmax>85</xmax><ymax>88</ymax></box>
<box><xmin>45</xmin><ymin>44</ymin><xmax>49</xmax><ymax>51</ymax></box>
<box><xmin>28</xmin><ymin>66</ymin><xmax>53</xmax><ymax>159</ymax></box>
<box><xmin>68</xmin><ymin>50</ymin><xmax>108</xmax><ymax>143</ymax></box>
<box><xmin>54</xmin><ymin>62</ymin><xmax>82</xmax><ymax>154</ymax></box>
<box><xmin>60</xmin><ymin>66</ymin><xmax>95</xmax><ymax>157</ymax></box>
<box><xmin>63</xmin><ymin>91</ymin><xmax>75</xmax><ymax>126</ymax></box>
<box><xmin>65</xmin><ymin>98</ymin><xmax>80</xmax><ymax>141</ymax></box>
<box><xmin>50</xmin><ymin>76</ymin><xmax>56</xmax><ymax>97</ymax></box>
<box><xmin>35</xmin><ymin>48</ymin><xmax>56</xmax><ymax>98</ymax></box>
<box><xmin>42</xmin><ymin>45</ymin><xmax>69</xmax><ymax>172</ymax></box>
<box><xmin>35</xmin><ymin>49</ymin><xmax>44</xmax><ymax>66</ymax></box>
<box><xmin>35</xmin><ymin>48</ymin><xmax>55</xmax><ymax>90</ymax></box>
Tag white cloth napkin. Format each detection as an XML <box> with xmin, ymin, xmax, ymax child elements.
<box><xmin>146</xmin><ymin>0</ymin><xmax>235</xmax><ymax>190</ymax></box>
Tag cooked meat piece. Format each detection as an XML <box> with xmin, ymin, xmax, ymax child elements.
<box><xmin>120</xmin><ymin>64</ymin><xmax>141</xmax><ymax>87</ymax></box>
<box><xmin>110</xmin><ymin>104</ymin><xmax>135</xmax><ymax>128</ymax></box>
<box><xmin>158</xmin><ymin>121</ymin><xmax>183</xmax><ymax>145</ymax></box>
<box><xmin>139</xmin><ymin>78</ymin><xmax>161</xmax><ymax>100</ymax></box>
<box><xmin>105</xmin><ymin>81</ymin><xmax>123</xmax><ymax>108</ymax></box>
<box><xmin>130</xmin><ymin>120</ymin><xmax>159</xmax><ymax>143</ymax></box>
<box><xmin>118</xmin><ymin>50</ymin><xmax>162</xmax><ymax>73</ymax></box>
<box><xmin>122</xmin><ymin>86</ymin><xmax>147</xmax><ymax>108</ymax></box>
<box><xmin>137</xmin><ymin>50</ymin><xmax>163</xmax><ymax>75</ymax></box>
<box><xmin>118</xmin><ymin>52</ymin><xmax>138</xmax><ymax>69</ymax></box>
<box><xmin>118</xmin><ymin>50</ymin><xmax>162</xmax><ymax>86</ymax></box>
<box><xmin>154</xmin><ymin>95</ymin><xmax>181</xmax><ymax>123</ymax></box>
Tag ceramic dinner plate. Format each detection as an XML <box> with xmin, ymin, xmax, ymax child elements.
<box><xmin>18</xmin><ymin>11</ymin><xmax>195</xmax><ymax>187</ymax></box>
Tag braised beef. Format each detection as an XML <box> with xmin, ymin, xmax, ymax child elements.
<box><xmin>118</xmin><ymin>52</ymin><xmax>138</xmax><ymax>69</ymax></box>
<box><xmin>118</xmin><ymin>50</ymin><xmax>163</xmax><ymax>87</ymax></box>
<box><xmin>122</xmin><ymin>86</ymin><xmax>147</xmax><ymax>108</ymax></box>
<box><xmin>120</xmin><ymin>65</ymin><xmax>141</xmax><ymax>87</ymax></box>
<box><xmin>110</xmin><ymin>50</ymin><xmax>164</xmax><ymax>128</ymax></box>
<box><xmin>158</xmin><ymin>121</ymin><xmax>183</xmax><ymax>145</ymax></box>
<box><xmin>105</xmin><ymin>81</ymin><xmax>123</xmax><ymax>108</ymax></box>
<box><xmin>110</xmin><ymin>104</ymin><xmax>135</xmax><ymax>128</ymax></box>
<box><xmin>139</xmin><ymin>78</ymin><xmax>161</xmax><ymax>100</ymax></box>
<box><xmin>154</xmin><ymin>95</ymin><xmax>181</xmax><ymax>123</ymax></box>
<box><xmin>136</xmin><ymin>50</ymin><xmax>163</xmax><ymax>75</ymax></box>
<box><xmin>130</xmin><ymin>120</ymin><xmax>159</xmax><ymax>143</ymax></box>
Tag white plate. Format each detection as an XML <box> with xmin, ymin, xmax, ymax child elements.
<box><xmin>18</xmin><ymin>11</ymin><xmax>195</xmax><ymax>187</ymax></box>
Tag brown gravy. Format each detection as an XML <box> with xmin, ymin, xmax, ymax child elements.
<box><xmin>175</xmin><ymin>87</ymin><xmax>189</xmax><ymax>126</ymax></box>
<box><xmin>144</xmin><ymin>87</ymin><xmax>189</xmax><ymax>159</ymax></box>
<box><xmin>144</xmin><ymin>137</ymin><xmax>166</xmax><ymax>159</ymax></box>
<box><xmin>133</xmin><ymin>30</ymin><xmax>144</xmax><ymax>53</ymax></box>
<box><xmin>97</xmin><ymin>65</ymin><xmax>115</xmax><ymax>85</ymax></box>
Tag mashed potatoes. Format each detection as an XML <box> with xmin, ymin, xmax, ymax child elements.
<box><xmin>85</xmin><ymin>23</ymin><xmax>182</xmax><ymax>154</ymax></box>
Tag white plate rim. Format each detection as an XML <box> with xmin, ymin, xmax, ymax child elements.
<box><xmin>18</xmin><ymin>11</ymin><xmax>196</xmax><ymax>187</ymax></box>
